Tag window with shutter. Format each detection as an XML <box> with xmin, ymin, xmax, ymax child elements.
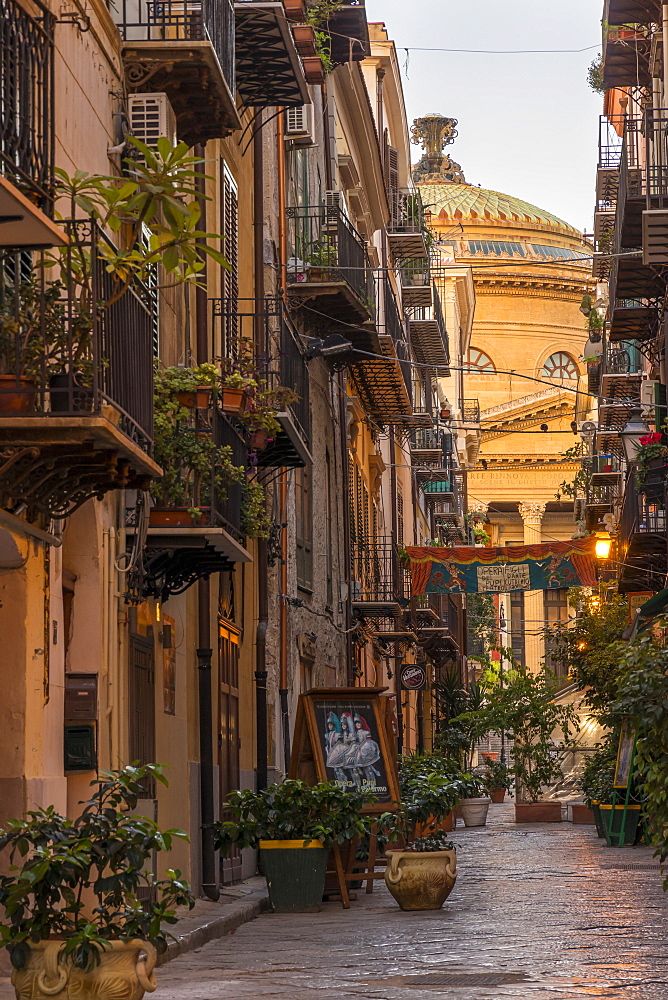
<box><xmin>220</xmin><ymin>161</ymin><xmax>239</xmax><ymax>354</ymax></box>
<box><xmin>385</xmin><ymin>143</ymin><xmax>399</xmax><ymax>226</ymax></box>
<box><xmin>296</xmin><ymin>465</ymin><xmax>313</xmax><ymax>592</ymax></box>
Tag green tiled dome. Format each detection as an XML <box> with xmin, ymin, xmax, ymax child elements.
<box><xmin>418</xmin><ymin>182</ymin><xmax>579</xmax><ymax>238</ymax></box>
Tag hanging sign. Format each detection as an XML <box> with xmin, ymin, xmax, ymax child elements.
<box><xmin>406</xmin><ymin>538</ymin><xmax>598</xmax><ymax>596</ymax></box>
<box><xmin>290</xmin><ymin>687</ymin><xmax>400</xmax><ymax>813</ymax></box>
<box><xmin>400</xmin><ymin>663</ymin><xmax>427</xmax><ymax>691</ymax></box>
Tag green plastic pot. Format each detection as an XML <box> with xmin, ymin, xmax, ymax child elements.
<box><xmin>599</xmin><ymin>804</ymin><xmax>641</xmax><ymax>847</ymax></box>
<box><xmin>591</xmin><ymin>802</ymin><xmax>605</xmax><ymax>839</ymax></box>
<box><xmin>259</xmin><ymin>840</ymin><xmax>328</xmax><ymax>912</ymax></box>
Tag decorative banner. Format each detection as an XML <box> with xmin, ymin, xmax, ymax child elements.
<box><xmin>406</xmin><ymin>538</ymin><xmax>598</xmax><ymax>595</ymax></box>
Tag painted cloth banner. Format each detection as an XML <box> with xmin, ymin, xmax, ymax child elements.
<box><xmin>406</xmin><ymin>538</ymin><xmax>598</xmax><ymax>595</ymax></box>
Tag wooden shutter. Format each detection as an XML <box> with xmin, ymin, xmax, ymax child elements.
<box><xmin>129</xmin><ymin>633</ymin><xmax>156</xmax><ymax>798</ymax></box>
<box><xmin>220</xmin><ymin>161</ymin><xmax>239</xmax><ymax>352</ymax></box>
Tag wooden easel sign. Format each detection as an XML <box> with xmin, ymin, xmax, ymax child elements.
<box><xmin>290</xmin><ymin>687</ymin><xmax>400</xmax><ymax>812</ymax></box>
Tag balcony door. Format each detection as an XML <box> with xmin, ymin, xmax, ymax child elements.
<box><xmin>219</xmin><ymin>620</ymin><xmax>241</xmax><ymax>884</ymax></box>
<box><xmin>128</xmin><ymin>621</ymin><xmax>156</xmax><ymax>799</ymax></box>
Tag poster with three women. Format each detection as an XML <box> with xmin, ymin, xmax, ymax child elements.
<box><xmin>314</xmin><ymin>698</ymin><xmax>392</xmax><ymax>802</ymax></box>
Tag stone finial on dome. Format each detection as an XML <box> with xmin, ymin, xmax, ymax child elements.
<box><xmin>411</xmin><ymin>113</ymin><xmax>468</xmax><ymax>185</ymax></box>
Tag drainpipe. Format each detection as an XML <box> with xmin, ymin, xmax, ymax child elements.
<box><xmin>254</xmin><ymin>112</ymin><xmax>269</xmax><ymax>792</ymax></box>
<box><xmin>276</xmin><ymin>109</ymin><xmax>290</xmax><ymax>772</ymax></box>
<box><xmin>194</xmin><ymin>143</ymin><xmax>219</xmax><ymax>901</ymax></box>
<box><xmin>389</xmin><ymin>426</ymin><xmax>403</xmax><ymax>753</ymax></box>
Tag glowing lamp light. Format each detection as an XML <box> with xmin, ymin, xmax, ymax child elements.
<box><xmin>577</xmin><ymin>641</ymin><xmax>588</xmax><ymax>651</ymax></box>
<box><xmin>595</xmin><ymin>536</ymin><xmax>612</xmax><ymax>560</ymax></box>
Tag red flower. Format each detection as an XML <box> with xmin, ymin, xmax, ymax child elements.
<box><xmin>639</xmin><ymin>432</ymin><xmax>663</xmax><ymax>446</ymax></box>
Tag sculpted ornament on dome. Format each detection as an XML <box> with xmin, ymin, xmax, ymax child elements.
<box><xmin>410</xmin><ymin>114</ymin><xmax>467</xmax><ymax>185</ymax></box>
<box><xmin>413</xmin><ymin>154</ymin><xmax>467</xmax><ymax>185</ymax></box>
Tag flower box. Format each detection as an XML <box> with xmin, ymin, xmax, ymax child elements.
<box><xmin>149</xmin><ymin>507</ymin><xmax>211</xmax><ymax>528</ymax></box>
<box><xmin>570</xmin><ymin>803</ymin><xmax>596</xmax><ymax>825</ymax></box>
<box><xmin>283</xmin><ymin>0</ymin><xmax>306</xmax><ymax>21</ymax></box>
<box><xmin>515</xmin><ymin>802</ymin><xmax>562</xmax><ymax>823</ymax></box>
<box><xmin>302</xmin><ymin>56</ymin><xmax>326</xmax><ymax>85</ymax></box>
<box><xmin>177</xmin><ymin>386</ymin><xmax>212</xmax><ymax>409</ymax></box>
<box><xmin>292</xmin><ymin>24</ymin><xmax>317</xmax><ymax>57</ymax></box>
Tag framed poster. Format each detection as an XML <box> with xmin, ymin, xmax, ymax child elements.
<box><xmin>614</xmin><ymin>719</ymin><xmax>635</xmax><ymax>789</ymax></box>
<box><xmin>290</xmin><ymin>688</ymin><xmax>400</xmax><ymax>813</ymax></box>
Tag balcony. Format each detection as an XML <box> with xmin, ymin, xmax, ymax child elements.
<box><xmin>584</xmin><ymin>483</ymin><xmax>620</xmax><ymax>532</ymax></box>
<box><xmin>234</xmin><ymin>2</ymin><xmax>310</xmax><ymax>107</ymax></box>
<box><xmin>0</xmin><ymin>224</ymin><xmax>159</xmax><ymax>518</ymax></box>
<box><xmin>0</xmin><ymin>0</ymin><xmax>66</xmax><ymax>248</ymax></box>
<box><xmin>587</xmin><ymin>358</ymin><xmax>601</xmax><ymax>395</ymax></box>
<box><xmin>326</xmin><ymin>0</ymin><xmax>370</xmax><ymax>65</ymax></box>
<box><xmin>133</xmin><ymin>406</ymin><xmax>252</xmax><ymax>599</ymax></box>
<box><xmin>412</xmin><ymin>594</ymin><xmax>460</xmax><ymax>653</ymax></box>
<box><xmin>602</xmin><ymin>24</ymin><xmax>651</xmax><ymax>90</ymax></box>
<box><xmin>600</xmin><ymin>344</ymin><xmax>642</xmax><ymax>404</ymax></box>
<box><xmin>410</xmin><ymin>426</ymin><xmax>445</xmax><ymax>464</ymax></box>
<box><xmin>609</xmin><ymin>297</ymin><xmax>658</xmax><ymax>341</ymax></box>
<box><xmin>286</xmin><ymin>205</ymin><xmax>376</xmax><ymax>341</ymax></box>
<box><xmin>386</xmin><ymin>188</ymin><xmax>429</xmax><ymax>262</ymax></box>
<box><xmin>348</xmin><ymin>278</ymin><xmax>428</xmax><ymax>427</ymax></box>
<box><xmin>114</xmin><ymin>0</ymin><xmax>240</xmax><ymax>145</ymax></box>
<box><xmin>211</xmin><ymin>297</ymin><xmax>312</xmax><ymax>468</ymax></box>
<box><xmin>461</xmin><ymin>399</ymin><xmax>481</xmax><ymax>424</ymax></box>
<box><xmin>408</xmin><ymin>285</ymin><xmax>450</xmax><ymax>375</ymax></box>
<box><xmin>399</xmin><ymin>260</ymin><xmax>432</xmax><ymax>309</ymax></box>
<box><xmin>618</xmin><ymin>475</ymin><xmax>667</xmax><ymax>593</ymax></box>
<box><xmin>606</xmin><ymin>0</ymin><xmax>661</xmax><ymax>25</ymax></box>
<box><xmin>350</xmin><ymin>533</ymin><xmax>407</xmax><ymax>618</ymax></box>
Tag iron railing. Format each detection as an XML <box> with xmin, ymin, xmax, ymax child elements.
<box><xmin>407</xmin><ymin>284</ymin><xmax>450</xmax><ymax>366</ymax></box>
<box><xmin>286</xmin><ymin>204</ymin><xmax>374</xmax><ymax>308</ymax></box>
<box><xmin>0</xmin><ymin>0</ymin><xmax>55</xmax><ymax>211</ymax></box>
<box><xmin>210</xmin><ymin>296</ymin><xmax>311</xmax><ymax>449</ymax></box>
<box><xmin>399</xmin><ymin>259</ymin><xmax>431</xmax><ymax>289</ymax></box>
<box><xmin>620</xmin><ymin>475</ymin><xmax>667</xmax><ymax>541</ymax></box>
<box><xmin>0</xmin><ymin>221</ymin><xmax>154</xmax><ymax>451</ymax></box>
<box><xmin>113</xmin><ymin>0</ymin><xmax>235</xmax><ymax>95</ymax></box>
<box><xmin>461</xmin><ymin>398</ymin><xmax>481</xmax><ymax>423</ymax></box>
<box><xmin>351</xmin><ymin>533</ymin><xmax>406</xmax><ymax>603</ymax></box>
<box><xmin>387</xmin><ymin>188</ymin><xmax>426</xmax><ymax>234</ymax></box>
<box><xmin>603</xmin><ymin>343</ymin><xmax>641</xmax><ymax>375</ymax></box>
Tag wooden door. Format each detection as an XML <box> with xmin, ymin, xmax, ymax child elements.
<box><xmin>219</xmin><ymin>621</ymin><xmax>241</xmax><ymax>883</ymax></box>
<box><xmin>129</xmin><ymin>632</ymin><xmax>156</xmax><ymax>798</ymax></box>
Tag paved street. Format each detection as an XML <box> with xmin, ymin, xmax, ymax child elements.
<box><xmin>155</xmin><ymin>803</ymin><xmax>668</xmax><ymax>1000</ymax></box>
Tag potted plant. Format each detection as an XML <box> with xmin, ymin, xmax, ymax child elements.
<box><xmin>214</xmin><ymin>780</ymin><xmax>370</xmax><ymax>913</ymax></box>
<box><xmin>151</xmin><ymin>363</ymin><xmax>246</xmax><ymax>525</ymax></box>
<box><xmin>0</xmin><ymin>279</ymin><xmax>68</xmax><ymax>413</ymax></box>
<box><xmin>482</xmin><ymin>755</ymin><xmax>514</xmax><ymax>803</ymax></box>
<box><xmin>634</xmin><ymin>430</ymin><xmax>667</xmax><ymax>499</ymax></box>
<box><xmin>398</xmin><ymin>754</ymin><xmax>467</xmax><ymax>837</ymax></box>
<box><xmin>458</xmin><ymin>773</ymin><xmax>491</xmax><ymax>827</ymax></box>
<box><xmin>0</xmin><ymin>764</ymin><xmax>193</xmax><ymax>1000</ymax></box>
<box><xmin>384</xmin><ymin>829</ymin><xmax>457</xmax><ymax>912</ymax></box>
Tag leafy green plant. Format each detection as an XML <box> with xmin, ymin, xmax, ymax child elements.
<box><xmin>214</xmin><ymin>780</ymin><xmax>371</xmax><ymax>853</ymax></box>
<box><xmin>306</xmin><ymin>0</ymin><xmax>343</xmax><ymax>27</ymax></box>
<box><xmin>397</xmin><ymin>754</ymin><xmax>468</xmax><ymax>834</ymax></box>
<box><xmin>587</xmin><ymin>55</ymin><xmax>605</xmax><ymax>94</ymax></box>
<box><xmin>634</xmin><ymin>429</ymin><xmax>668</xmax><ymax>491</ymax></box>
<box><xmin>579</xmin><ymin>739</ymin><xmax>617</xmax><ymax>806</ymax></box>
<box><xmin>0</xmin><ymin>765</ymin><xmax>193</xmax><ymax>972</ymax></box>
<box><xmin>0</xmin><ymin>279</ymin><xmax>68</xmax><ymax>382</ymax></box>
<box><xmin>407</xmin><ymin>831</ymin><xmax>455</xmax><ymax>853</ymax></box>
<box><xmin>241</xmin><ymin>480</ymin><xmax>271</xmax><ymax>538</ymax></box>
<box><xmin>152</xmin><ymin>364</ymin><xmax>245</xmax><ymax>518</ymax></box>
<box><xmin>481</xmin><ymin>756</ymin><xmax>514</xmax><ymax>794</ymax></box>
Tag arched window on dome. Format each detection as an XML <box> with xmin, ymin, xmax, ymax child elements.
<box><xmin>464</xmin><ymin>348</ymin><xmax>496</xmax><ymax>373</ymax></box>
<box><xmin>541</xmin><ymin>352</ymin><xmax>579</xmax><ymax>381</ymax></box>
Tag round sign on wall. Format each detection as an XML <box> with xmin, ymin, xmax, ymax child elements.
<box><xmin>400</xmin><ymin>663</ymin><xmax>427</xmax><ymax>691</ymax></box>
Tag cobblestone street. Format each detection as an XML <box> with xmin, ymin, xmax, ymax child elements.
<box><xmin>156</xmin><ymin>804</ymin><xmax>668</xmax><ymax>1000</ymax></box>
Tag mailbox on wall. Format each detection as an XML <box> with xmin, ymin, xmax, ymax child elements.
<box><xmin>64</xmin><ymin>674</ymin><xmax>97</xmax><ymax>772</ymax></box>
<box><xmin>64</xmin><ymin>674</ymin><xmax>98</xmax><ymax>721</ymax></box>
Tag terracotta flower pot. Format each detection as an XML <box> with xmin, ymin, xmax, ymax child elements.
<box><xmin>11</xmin><ymin>939</ymin><xmax>157</xmax><ymax>1000</ymax></box>
<box><xmin>221</xmin><ymin>386</ymin><xmax>245</xmax><ymax>413</ymax></box>
<box><xmin>249</xmin><ymin>429</ymin><xmax>272</xmax><ymax>450</ymax></box>
<box><xmin>571</xmin><ymin>803</ymin><xmax>596</xmax><ymax>825</ymax></box>
<box><xmin>0</xmin><ymin>374</ymin><xmax>36</xmax><ymax>413</ymax></box>
<box><xmin>302</xmin><ymin>56</ymin><xmax>325</xmax><ymax>85</ymax></box>
<box><xmin>385</xmin><ymin>849</ymin><xmax>457</xmax><ymax>911</ymax></box>
<box><xmin>490</xmin><ymin>788</ymin><xmax>506</xmax><ymax>804</ymax></box>
<box><xmin>515</xmin><ymin>802</ymin><xmax>562</xmax><ymax>823</ymax></box>
<box><xmin>149</xmin><ymin>507</ymin><xmax>210</xmax><ymax>527</ymax></box>
<box><xmin>177</xmin><ymin>387</ymin><xmax>212</xmax><ymax>409</ymax></box>
<box><xmin>283</xmin><ymin>0</ymin><xmax>306</xmax><ymax>21</ymax></box>
<box><xmin>292</xmin><ymin>24</ymin><xmax>317</xmax><ymax>57</ymax></box>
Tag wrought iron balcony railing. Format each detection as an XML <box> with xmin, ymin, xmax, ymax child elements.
<box><xmin>0</xmin><ymin>221</ymin><xmax>153</xmax><ymax>451</ymax></box>
<box><xmin>0</xmin><ymin>0</ymin><xmax>55</xmax><ymax>211</ymax></box>
<box><xmin>351</xmin><ymin>533</ymin><xmax>408</xmax><ymax>605</ymax></box>
<box><xmin>461</xmin><ymin>399</ymin><xmax>481</xmax><ymax>424</ymax></box>
<box><xmin>286</xmin><ymin>204</ymin><xmax>374</xmax><ymax>314</ymax></box>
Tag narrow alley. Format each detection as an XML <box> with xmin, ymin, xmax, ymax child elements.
<box><xmin>155</xmin><ymin>805</ymin><xmax>668</xmax><ymax>1000</ymax></box>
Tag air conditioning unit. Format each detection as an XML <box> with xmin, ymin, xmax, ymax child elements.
<box><xmin>285</xmin><ymin>104</ymin><xmax>315</xmax><ymax>145</ymax></box>
<box><xmin>128</xmin><ymin>93</ymin><xmax>177</xmax><ymax>151</ymax></box>
<box><xmin>641</xmin><ymin>379</ymin><xmax>660</xmax><ymax>418</ymax></box>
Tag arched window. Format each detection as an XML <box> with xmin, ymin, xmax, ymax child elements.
<box><xmin>465</xmin><ymin>348</ymin><xmax>495</xmax><ymax>373</ymax></box>
<box><xmin>541</xmin><ymin>352</ymin><xmax>579</xmax><ymax>380</ymax></box>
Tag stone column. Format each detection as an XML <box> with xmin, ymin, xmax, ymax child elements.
<box><xmin>518</xmin><ymin>503</ymin><xmax>547</xmax><ymax>674</ymax></box>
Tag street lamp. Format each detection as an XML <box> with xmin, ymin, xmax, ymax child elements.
<box><xmin>594</xmin><ymin>533</ymin><xmax>612</xmax><ymax>560</ymax></box>
<box><xmin>619</xmin><ymin>406</ymin><xmax>650</xmax><ymax>465</ymax></box>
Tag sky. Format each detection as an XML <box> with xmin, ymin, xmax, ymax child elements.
<box><xmin>363</xmin><ymin>0</ymin><xmax>603</xmax><ymax>234</ymax></box>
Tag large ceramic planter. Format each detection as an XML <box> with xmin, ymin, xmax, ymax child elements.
<box><xmin>515</xmin><ymin>802</ymin><xmax>562</xmax><ymax>823</ymax></box>
<box><xmin>259</xmin><ymin>839</ymin><xmax>328</xmax><ymax>913</ymax></box>
<box><xmin>600</xmin><ymin>804</ymin><xmax>641</xmax><ymax>846</ymax></box>
<box><xmin>384</xmin><ymin>849</ymin><xmax>457</xmax><ymax>911</ymax></box>
<box><xmin>460</xmin><ymin>797</ymin><xmax>491</xmax><ymax>828</ymax></box>
<box><xmin>0</xmin><ymin>375</ymin><xmax>36</xmax><ymax>413</ymax></box>
<box><xmin>11</xmin><ymin>939</ymin><xmax>157</xmax><ymax>1000</ymax></box>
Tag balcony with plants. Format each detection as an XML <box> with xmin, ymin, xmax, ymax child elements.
<box><xmin>234</xmin><ymin>0</ymin><xmax>311</xmax><ymax>106</ymax></box>
<box><xmin>618</xmin><ymin>471</ymin><xmax>667</xmax><ymax>593</ymax></box>
<box><xmin>114</xmin><ymin>0</ymin><xmax>239</xmax><ymax>143</ymax></box>
<box><xmin>286</xmin><ymin>203</ymin><xmax>376</xmax><ymax>337</ymax></box>
<box><xmin>0</xmin><ymin>0</ymin><xmax>65</xmax><ymax>248</ymax></box>
<box><xmin>602</xmin><ymin>20</ymin><xmax>651</xmax><ymax>89</ymax></box>
<box><xmin>386</xmin><ymin>188</ymin><xmax>430</xmax><ymax>262</ymax></box>
<box><xmin>399</xmin><ymin>259</ymin><xmax>433</xmax><ymax>309</ymax></box>
<box><xmin>0</xmin><ymin>139</ymin><xmax>229</xmax><ymax>518</ymax></box>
